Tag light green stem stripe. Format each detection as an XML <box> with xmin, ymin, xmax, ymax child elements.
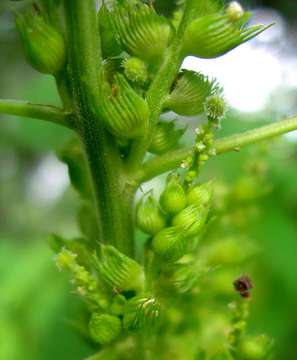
<box><xmin>0</xmin><ymin>99</ymin><xmax>72</xmax><ymax>128</ymax></box>
<box><xmin>138</xmin><ymin>116</ymin><xmax>297</xmax><ymax>183</ymax></box>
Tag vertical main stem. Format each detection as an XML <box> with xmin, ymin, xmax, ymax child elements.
<box><xmin>64</xmin><ymin>0</ymin><xmax>134</xmax><ymax>256</ymax></box>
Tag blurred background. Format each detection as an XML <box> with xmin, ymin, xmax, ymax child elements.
<box><xmin>0</xmin><ymin>0</ymin><xmax>297</xmax><ymax>359</ymax></box>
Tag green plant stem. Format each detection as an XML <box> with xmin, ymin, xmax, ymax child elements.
<box><xmin>63</xmin><ymin>0</ymin><xmax>134</xmax><ymax>256</ymax></box>
<box><xmin>137</xmin><ymin>116</ymin><xmax>297</xmax><ymax>183</ymax></box>
<box><xmin>0</xmin><ymin>99</ymin><xmax>72</xmax><ymax>128</ymax></box>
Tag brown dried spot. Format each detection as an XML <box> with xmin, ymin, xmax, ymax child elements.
<box><xmin>233</xmin><ymin>275</ymin><xmax>253</xmax><ymax>298</ymax></box>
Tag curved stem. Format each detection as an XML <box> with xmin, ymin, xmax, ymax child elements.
<box><xmin>137</xmin><ymin>116</ymin><xmax>297</xmax><ymax>183</ymax></box>
<box><xmin>0</xmin><ymin>99</ymin><xmax>73</xmax><ymax>129</ymax></box>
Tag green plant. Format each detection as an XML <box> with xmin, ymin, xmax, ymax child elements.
<box><xmin>0</xmin><ymin>0</ymin><xmax>295</xmax><ymax>359</ymax></box>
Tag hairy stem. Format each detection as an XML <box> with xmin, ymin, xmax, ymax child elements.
<box><xmin>137</xmin><ymin>116</ymin><xmax>297</xmax><ymax>183</ymax></box>
<box><xmin>0</xmin><ymin>99</ymin><xmax>72</xmax><ymax>128</ymax></box>
<box><xmin>64</xmin><ymin>0</ymin><xmax>134</xmax><ymax>256</ymax></box>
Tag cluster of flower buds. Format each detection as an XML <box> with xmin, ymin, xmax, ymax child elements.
<box><xmin>136</xmin><ymin>173</ymin><xmax>213</xmax><ymax>263</ymax></box>
<box><xmin>16</xmin><ymin>8</ymin><xmax>66</xmax><ymax>74</ymax></box>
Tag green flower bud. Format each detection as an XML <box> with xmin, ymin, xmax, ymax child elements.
<box><xmin>98</xmin><ymin>4</ymin><xmax>123</xmax><ymax>58</ymax></box>
<box><xmin>110</xmin><ymin>294</ymin><xmax>127</xmax><ymax>316</ymax></box>
<box><xmin>226</xmin><ymin>1</ymin><xmax>245</xmax><ymax>22</ymax></box>
<box><xmin>205</xmin><ymin>95</ymin><xmax>227</xmax><ymax>124</ymax></box>
<box><xmin>237</xmin><ymin>335</ymin><xmax>273</xmax><ymax>360</ymax></box>
<box><xmin>152</xmin><ymin>227</ymin><xmax>186</xmax><ymax>262</ymax></box>
<box><xmin>113</xmin><ymin>4</ymin><xmax>175</xmax><ymax>63</ymax></box>
<box><xmin>136</xmin><ymin>192</ymin><xmax>166</xmax><ymax>235</ymax></box>
<box><xmin>98</xmin><ymin>74</ymin><xmax>149</xmax><ymax>138</ymax></box>
<box><xmin>163</xmin><ymin>70</ymin><xmax>221</xmax><ymax>116</ymax></box>
<box><xmin>149</xmin><ymin>121</ymin><xmax>186</xmax><ymax>155</ymax></box>
<box><xmin>94</xmin><ymin>245</ymin><xmax>144</xmax><ymax>291</ymax></box>
<box><xmin>89</xmin><ymin>313</ymin><xmax>121</xmax><ymax>345</ymax></box>
<box><xmin>122</xmin><ymin>57</ymin><xmax>148</xmax><ymax>85</ymax></box>
<box><xmin>16</xmin><ymin>12</ymin><xmax>66</xmax><ymax>74</ymax></box>
<box><xmin>123</xmin><ymin>296</ymin><xmax>160</xmax><ymax>331</ymax></box>
<box><xmin>172</xmin><ymin>204</ymin><xmax>209</xmax><ymax>237</ymax></box>
<box><xmin>183</xmin><ymin>13</ymin><xmax>270</xmax><ymax>59</ymax></box>
<box><xmin>186</xmin><ymin>180</ymin><xmax>213</xmax><ymax>207</ymax></box>
<box><xmin>160</xmin><ymin>174</ymin><xmax>186</xmax><ymax>214</ymax></box>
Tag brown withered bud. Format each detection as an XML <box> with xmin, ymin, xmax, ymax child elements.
<box><xmin>233</xmin><ymin>275</ymin><xmax>253</xmax><ymax>298</ymax></box>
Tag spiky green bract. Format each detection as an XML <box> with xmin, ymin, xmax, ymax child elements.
<box><xmin>98</xmin><ymin>74</ymin><xmax>149</xmax><ymax>139</ymax></box>
<box><xmin>183</xmin><ymin>13</ymin><xmax>271</xmax><ymax>59</ymax></box>
<box><xmin>136</xmin><ymin>192</ymin><xmax>166</xmax><ymax>235</ymax></box>
<box><xmin>94</xmin><ymin>245</ymin><xmax>144</xmax><ymax>291</ymax></box>
<box><xmin>187</xmin><ymin>0</ymin><xmax>223</xmax><ymax>22</ymax></box>
<box><xmin>123</xmin><ymin>296</ymin><xmax>160</xmax><ymax>331</ymax></box>
<box><xmin>98</xmin><ymin>4</ymin><xmax>123</xmax><ymax>58</ymax></box>
<box><xmin>149</xmin><ymin>121</ymin><xmax>186</xmax><ymax>155</ymax></box>
<box><xmin>164</xmin><ymin>70</ymin><xmax>221</xmax><ymax>116</ymax></box>
<box><xmin>172</xmin><ymin>203</ymin><xmax>210</xmax><ymax>237</ymax></box>
<box><xmin>122</xmin><ymin>57</ymin><xmax>148</xmax><ymax>85</ymax></box>
<box><xmin>152</xmin><ymin>226</ymin><xmax>186</xmax><ymax>262</ymax></box>
<box><xmin>186</xmin><ymin>180</ymin><xmax>213</xmax><ymax>207</ymax></box>
<box><xmin>16</xmin><ymin>12</ymin><xmax>65</xmax><ymax>74</ymax></box>
<box><xmin>112</xmin><ymin>3</ymin><xmax>175</xmax><ymax>63</ymax></box>
<box><xmin>160</xmin><ymin>173</ymin><xmax>186</xmax><ymax>214</ymax></box>
<box><xmin>89</xmin><ymin>313</ymin><xmax>121</xmax><ymax>345</ymax></box>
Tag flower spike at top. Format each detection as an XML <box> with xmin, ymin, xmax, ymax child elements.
<box><xmin>98</xmin><ymin>74</ymin><xmax>149</xmax><ymax>139</ymax></box>
<box><xmin>183</xmin><ymin>6</ymin><xmax>272</xmax><ymax>59</ymax></box>
<box><xmin>112</xmin><ymin>3</ymin><xmax>175</xmax><ymax>63</ymax></box>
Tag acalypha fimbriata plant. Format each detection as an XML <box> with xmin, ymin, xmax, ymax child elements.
<box><xmin>1</xmin><ymin>0</ymin><xmax>296</xmax><ymax>359</ymax></box>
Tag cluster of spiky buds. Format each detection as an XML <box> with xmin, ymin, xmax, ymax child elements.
<box><xmin>136</xmin><ymin>173</ymin><xmax>213</xmax><ymax>263</ymax></box>
<box><xmin>16</xmin><ymin>9</ymin><xmax>66</xmax><ymax>74</ymax></box>
<box><xmin>122</xmin><ymin>57</ymin><xmax>148</xmax><ymax>85</ymax></box>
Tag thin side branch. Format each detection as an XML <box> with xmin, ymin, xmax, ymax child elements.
<box><xmin>137</xmin><ymin>116</ymin><xmax>297</xmax><ymax>183</ymax></box>
<box><xmin>0</xmin><ymin>99</ymin><xmax>73</xmax><ymax>129</ymax></box>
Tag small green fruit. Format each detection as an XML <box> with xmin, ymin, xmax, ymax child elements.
<box><xmin>98</xmin><ymin>74</ymin><xmax>149</xmax><ymax>139</ymax></box>
<box><xmin>149</xmin><ymin>121</ymin><xmax>186</xmax><ymax>155</ymax></box>
<box><xmin>136</xmin><ymin>192</ymin><xmax>166</xmax><ymax>235</ymax></box>
<box><xmin>89</xmin><ymin>313</ymin><xmax>121</xmax><ymax>345</ymax></box>
<box><xmin>16</xmin><ymin>12</ymin><xmax>66</xmax><ymax>74</ymax></box>
<box><xmin>152</xmin><ymin>226</ymin><xmax>186</xmax><ymax>262</ymax></box>
<box><xmin>160</xmin><ymin>174</ymin><xmax>186</xmax><ymax>214</ymax></box>
<box><xmin>186</xmin><ymin>181</ymin><xmax>213</xmax><ymax>207</ymax></box>
<box><xmin>172</xmin><ymin>204</ymin><xmax>209</xmax><ymax>237</ymax></box>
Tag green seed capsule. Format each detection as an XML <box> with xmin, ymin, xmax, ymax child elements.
<box><xmin>112</xmin><ymin>4</ymin><xmax>175</xmax><ymax>63</ymax></box>
<box><xmin>16</xmin><ymin>12</ymin><xmax>66</xmax><ymax>74</ymax></box>
<box><xmin>160</xmin><ymin>174</ymin><xmax>186</xmax><ymax>214</ymax></box>
<box><xmin>152</xmin><ymin>226</ymin><xmax>186</xmax><ymax>262</ymax></box>
<box><xmin>89</xmin><ymin>313</ymin><xmax>121</xmax><ymax>345</ymax></box>
<box><xmin>163</xmin><ymin>70</ymin><xmax>221</xmax><ymax>116</ymax></box>
<box><xmin>149</xmin><ymin>121</ymin><xmax>186</xmax><ymax>155</ymax></box>
<box><xmin>172</xmin><ymin>204</ymin><xmax>209</xmax><ymax>237</ymax></box>
<box><xmin>93</xmin><ymin>245</ymin><xmax>144</xmax><ymax>291</ymax></box>
<box><xmin>122</xmin><ymin>57</ymin><xmax>148</xmax><ymax>85</ymax></box>
<box><xmin>186</xmin><ymin>181</ymin><xmax>213</xmax><ymax>207</ymax></box>
<box><xmin>183</xmin><ymin>13</ymin><xmax>270</xmax><ymax>59</ymax></box>
<box><xmin>98</xmin><ymin>74</ymin><xmax>149</xmax><ymax>139</ymax></box>
<box><xmin>136</xmin><ymin>192</ymin><xmax>166</xmax><ymax>235</ymax></box>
